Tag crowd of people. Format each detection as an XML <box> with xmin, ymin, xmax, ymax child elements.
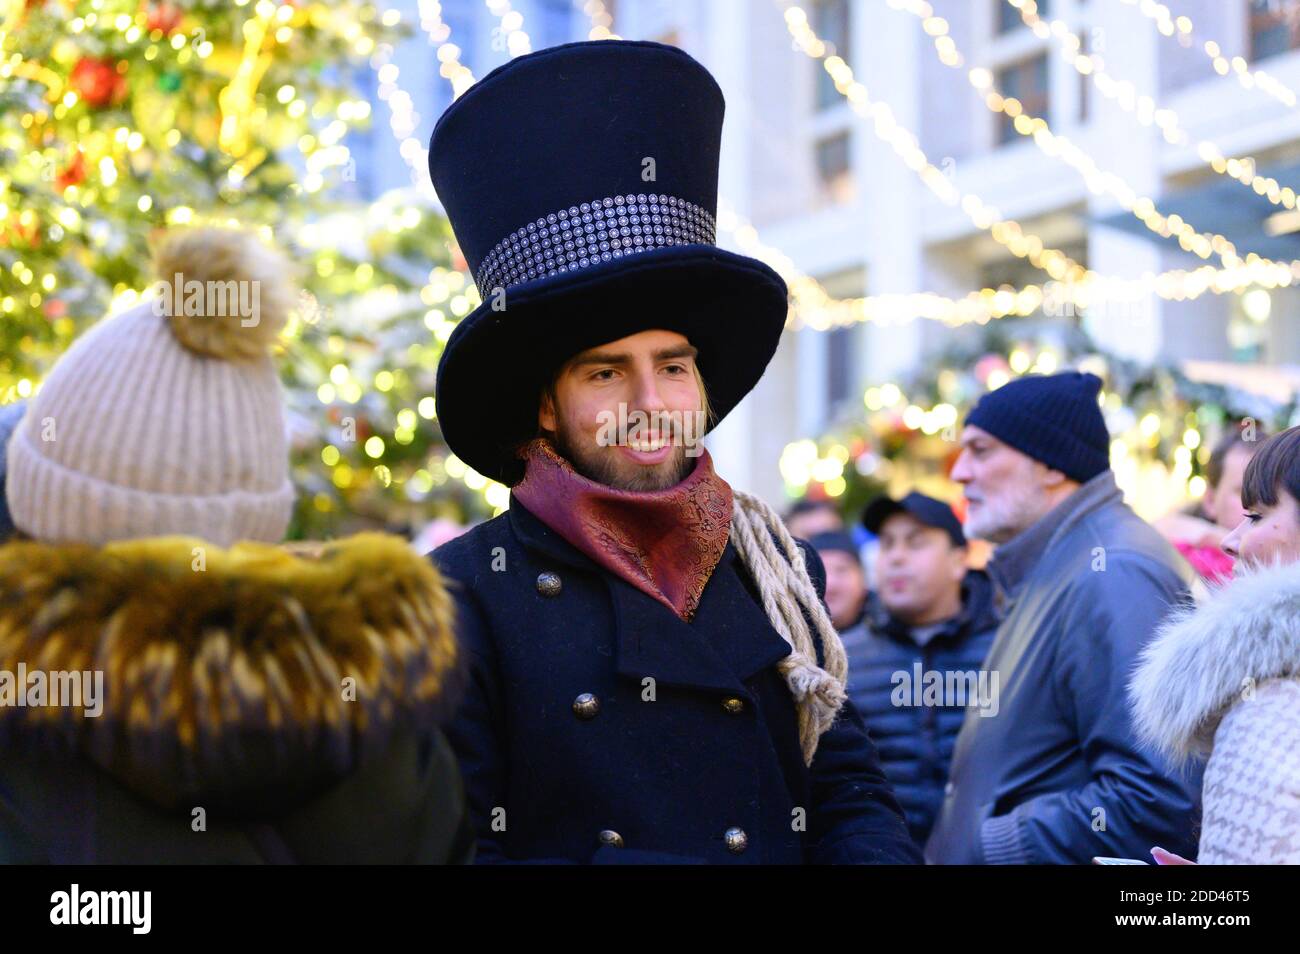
<box><xmin>1</xmin><ymin>38</ymin><xmax>1297</xmax><ymax>866</ymax></box>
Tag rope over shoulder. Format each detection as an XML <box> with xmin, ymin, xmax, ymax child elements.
<box><xmin>729</xmin><ymin>489</ymin><xmax>848</xmax><ymax>766</ymax></box>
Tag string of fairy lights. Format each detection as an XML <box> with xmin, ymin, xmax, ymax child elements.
<box><xmin>1116</xmin><ymin>0</ymin><xmax>1300</xmax><ymax>108</ymax></box>
<box><xmin>773</xmin><ymin>0</ymin><xmax>1300</xmax><ymax>334</ymax></box>
<box><xmin>885</xmin><ymin>0</ymin><xmax>1267</xmax><ymax>271</ymax></box>
<box><xmin>8</xmin><ymin>1</ymin><xmax>1299</xmax><ymax>517</ymax></box>
<box><xmin>1004</xmin><ymin>0</ymin><xmax>1295</xmax><ymax>211</ymax></box>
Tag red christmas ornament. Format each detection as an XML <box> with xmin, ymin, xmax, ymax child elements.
<box><xmin>55</xmin><ymin>149</ymin><xmax>86</xmax><ymax>192</ymax></box>
<box><xmin>43</xmin><ymin>298</ymin><xmax>67</xmax><ymax>319</ymax></box>
<box><xmin>0</xmin><ymin>214</ymin><xmax>41</xmax><ymax>249</ymax></box>
<box><xmin>144</xmin><ymin>1</ymin><xmax>183</xmax><ymax>36</ymax></box>
<box><xmin>70</xmin><ymin>57</ymin><xmax>128</xmax><ymax>109</ymax></box>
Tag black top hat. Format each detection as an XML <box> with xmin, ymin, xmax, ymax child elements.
<box><xmin>428</xmin><ymin>40</ymin><xmax>789</xmax><ymax>485</ymax></box>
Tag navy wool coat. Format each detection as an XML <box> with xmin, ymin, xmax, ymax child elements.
<box><xmin>432</xmin><ymin>499</ymin><xmax>921</xmax><ymax>864</ymax></box>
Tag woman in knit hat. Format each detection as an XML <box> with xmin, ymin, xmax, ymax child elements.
<box><xmin>0</xmin><ymin>227</ymin><xmax>471</xmax><ymax>863</ymax></box>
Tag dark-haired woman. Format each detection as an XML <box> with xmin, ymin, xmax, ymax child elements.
<box><xmin>1131</xmin><ymin>425</ymin><xmax>1300</xmax><ymax>864</ymax></box>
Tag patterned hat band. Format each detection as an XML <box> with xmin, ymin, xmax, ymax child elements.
<box><xmin>473</xmin><ymin>193</ymin><xmax>717</xmax><ymax>297</ymax></box>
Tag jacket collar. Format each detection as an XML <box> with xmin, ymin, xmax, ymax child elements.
<box><xmin>986</xmin><ymin>470</ymin><xmax>1122</xmax><ymax>610</ymax></box>
<box><xmin>508</xmin><ymin>498</ymin><xmax>791</xmax><ymax>695</ymax></box>
<box><xmin>1130</xmin><ymin>556</ymin><xmax>1300</xmax><ymax>763</ymax></box>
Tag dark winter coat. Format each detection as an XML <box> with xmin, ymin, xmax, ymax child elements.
<box><xmin>839</xmin><ymin>570</ymin><xmax>999</xmax><ymax>845</ymax></box>
<box><xmin>924</xmin><ymin>471</ymin><xmax>1203</xmax><ymax>864</ymax></box>
<box><xmin>432</xmin><ymin>498</ymin><xmax>921</xmax><ymax>864</ymax></box>
<box><xmin>0</xmin><ymin>533</ymin><xmax>473</xmax><ymax>864</ymax></box>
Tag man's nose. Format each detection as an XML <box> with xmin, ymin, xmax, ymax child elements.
<box><xmin>632</xmin><ymin>371</ymin><xmax>669</xmax><ymax>413</ymax></box>
<box><xmin>950</xmin><ymin>450</ymin><xmax>972</xmax><ymax>483</ymax></box>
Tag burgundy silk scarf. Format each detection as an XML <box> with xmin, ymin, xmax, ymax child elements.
<box><xmin>510</xmin><ymin>438</ymin><xmax>734</xmax><ymax>621</ymax></box>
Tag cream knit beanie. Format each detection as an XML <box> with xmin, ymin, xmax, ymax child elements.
<box><xmin>5</xmin><ymin>227</ymin><xmax>298</xmax><ymax>547</ymax></box>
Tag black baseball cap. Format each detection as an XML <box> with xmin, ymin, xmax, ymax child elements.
<box><xmin>861</xmin><ymin>491</ymin><xmax>966</xmax><ymax>547</ymax></box>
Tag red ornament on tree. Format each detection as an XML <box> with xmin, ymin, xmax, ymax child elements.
<box><xmin>70</xmin><ymin>57</ymin><xmax>128</xmax><ymax>109</ymax></box>
<box><xmin>144</xmin><ymin>2</ymin><xmax>183</xmax><ymax>36</ymax></box>
<box><xmin>55</xmin><ymin>149</ymin><xmax>86</xmax><ymax>192</ymax></box>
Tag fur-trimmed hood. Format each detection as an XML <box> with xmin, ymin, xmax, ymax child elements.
<box><xmin>1130</xmin><ymin>558</ymin><xmax>1300</xmax><ymax>765</ymax></box>
<box><xmin>0</xmin><ymin>533</ymin><xmax>462</xmax><ymax>815</ymax></box>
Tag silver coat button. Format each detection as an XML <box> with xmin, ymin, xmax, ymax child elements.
<box><xmin>536</xmin><ymin>571</ymin><xmax>562</xmax><ymax>597</ymax></box>
<box><xmin>599</xmin><ymin>829</ymin><xmax>624</xmax><ymax>848</ymax></box>
<box><xmin>724</xmin><ymin>827</ymin><xmax>748</xmax><ymax>853</ymax></box>
<box><xmin>573</xmin><ymin>692</ymin><xmax>601</xmax><ymax>720</ymax></box>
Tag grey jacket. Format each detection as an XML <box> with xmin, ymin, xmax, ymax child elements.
<box><xmin>924</xmin><ymin>470</ymin><xmax>1203</xmax><ymax>864</ymax></box>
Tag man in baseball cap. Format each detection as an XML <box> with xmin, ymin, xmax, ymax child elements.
<box><xmin>842</xmin><ymin>491</ymin><xmax>997</xmax><ymax>846</ymax></box>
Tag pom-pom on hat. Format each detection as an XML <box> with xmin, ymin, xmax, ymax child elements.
<box><xmin>5</xmin><ymin>227</ymin><xmax>298</xmax><ymax>547</ymax></box>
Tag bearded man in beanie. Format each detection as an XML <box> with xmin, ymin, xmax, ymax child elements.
<box><xmin>925</xmin><ymin>371</ymin><xmax>1202</xmax><ymax>864</ymax></box>
<box><xmin>427</xmin><ymin>40</ymin><xmax>918</xmax><ymax>864</ymax></box>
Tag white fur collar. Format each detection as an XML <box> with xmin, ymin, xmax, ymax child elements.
<box><xmin>1130</xmin><ymin>558</ymin><xmax>1300</xmax><ymax>764</ymax></box>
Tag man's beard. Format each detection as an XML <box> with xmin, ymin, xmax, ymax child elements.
<box><xmin>551</xmin><ymin>419</ymin><xmax>695</xmax><ymax>492</ymax></box>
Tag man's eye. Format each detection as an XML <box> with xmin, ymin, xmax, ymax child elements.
<box><xmin>592</xmin><ymin>369</ymin><xmax>616</xmax><ymax>381</ymax></box>
<box><xmin>1247</xmin><ymin>512</ymin><xmax>1262</xmax><ymax>523</ymax></box>
<box><xmin>663</xmin><ymin>364</ymin><xmax>687</xmax><ymax>375</ymax></box>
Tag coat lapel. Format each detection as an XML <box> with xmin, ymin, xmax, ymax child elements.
<box><xmin>508</xmin><ymin>500</ymin><xmax>791</xmax><ymax>697</ymax></box>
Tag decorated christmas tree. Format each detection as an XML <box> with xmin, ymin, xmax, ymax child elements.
<box><xmin>0</xmin><ymin>0</ymin><xmax>497</xmax><ymax>540</ymax></box>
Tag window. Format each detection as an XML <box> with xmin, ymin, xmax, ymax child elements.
<box><xmin>815</xmin><ymin>132</ymin><xmax>854</xmax><ymax>205</ymax></box>
<box><xmin>998</xmin><ymin>0</ymin><xmax>1048</xmax><ymax>35</ymax></box>
<box><xmin>995</xmin><ymin>54</ymin><xmax>1049</xmax><ymax>145</ymax></box>
<box><xmin>1250</xmin><ymin>0</ymin><xmax>1300</xmax><ymax>61</ymax></box>
<box><xmin>813</xmin><ymin>0</ymin><xmax>851</xmax><ymax>110</ymax></box>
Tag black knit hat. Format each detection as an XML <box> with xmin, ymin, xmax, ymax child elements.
<box><xmin>964</xmin><ymin>371</ymin><xmax>1110</xmax><ymax>482</ymax></box>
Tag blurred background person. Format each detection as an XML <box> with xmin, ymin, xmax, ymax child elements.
<box><xmin>1133</xmin><ymin>425</ymin><xmax>1300</xmax><ymax>865</ymax></box>
<box><xmin>1156</xmin><ymin>422</ymin><xmax>1266</xmax><ymax>584</ymax></box>
<box><xmin>784</xmin><ymin>497</ymin><xmax>844</xmax><ymax>539</ymax></box>
<box><xmin>809</xmin><ymin>530</ymin><xmax>871</xmax><ymax>634</ymax></box>
<box><xmin>839</xmin><ymin>492</ymin><xmax>998</xmax><ymax>847</ymax></box>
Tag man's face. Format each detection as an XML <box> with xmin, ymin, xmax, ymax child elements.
<box><xmin>539</xmin><ymin>328</ymin><xmax>704</xmax><ymax>491</ymax></box>
<box><xmin>1221</xmin><ymin>489</ymin><xmax>1300</xmax><ymax>570</ymax></box>
<box><xmin>874</xmin><ymin>513</ymin><xmax>966</xmax><ymax>623</ymax></box>
<box><xmin>818</xmin><ymin>548</ymin><xmax>867</xmax><ymax>629</ymax></box>
<box><xmin>1205</xmin><ymin>444</ymin><xmax>1253</xmax><ymax>530</ymax></box>
<box><xmin>950</xmin><ymin>425</ymin><xmax>1062</xmax><ymax>544</ymax></box>
<box><xmin>787</xmin><ymin>506</ymin><xmax>843</xmax><ymax>539</ymax></box>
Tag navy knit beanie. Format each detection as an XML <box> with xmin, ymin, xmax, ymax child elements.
<box><xmin>965</xmin><ymin>371</ymin><xmax>1110</xmax><ymax>482</ymax></box>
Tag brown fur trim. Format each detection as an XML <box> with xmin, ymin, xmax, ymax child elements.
<box><xmin>0</xmin><ymin>533</ymin><xmax>460</xmax><ymax>752</ymax></box>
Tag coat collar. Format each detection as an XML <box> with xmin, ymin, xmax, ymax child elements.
<box><xmin>508</xmin><ymin>498</ymin><xmax>791</xmax><ymax>695</ymax></box>
<box><xmin>986</xmin><ymin>470</ymin><xmax>1122</xmax><ymax>608</ymax></box>
<box><xmin>1130</xmin><ymin>556</ymin><xmax>1300</xmax><ymax>764</ymax></box>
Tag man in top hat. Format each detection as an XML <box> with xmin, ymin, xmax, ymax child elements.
<box><xmin>924</xmin><ymin>372</ymin><xmax>1202</xmax><ymax>864</ymax></box>
<box><xmin>427</xmin><ymin>40</ymin><xmax>918</xmax><ymax>864</ymax></box>
<box><xmin>842</xmin><ymin>492</ymin><xmax>999</xmax><ymax>847</ymax></box>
